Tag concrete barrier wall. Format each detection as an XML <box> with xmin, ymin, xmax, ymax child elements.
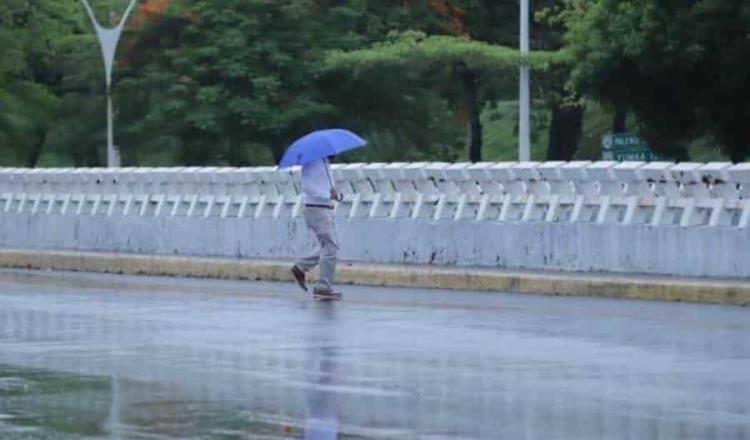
<box><xmin>0</xmin><ymin>214</ymin><xmax>747</xmax><ymax>278</ymax></box>
<box><xmin>1</xmin><ymin>161</ymin><xmax>749</xmax><ymax>279</ymax></box>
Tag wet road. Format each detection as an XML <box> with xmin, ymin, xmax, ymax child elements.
<box><xmin>0</xmin><ymin>269</ymin><xmax>749</xmax><ymax>439</ymax></box>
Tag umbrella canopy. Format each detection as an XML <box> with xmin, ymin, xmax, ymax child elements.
<box><xmin>278</xmin><ymin>129</ymin><xmax>366</xmax><ymax>168</ymax></box>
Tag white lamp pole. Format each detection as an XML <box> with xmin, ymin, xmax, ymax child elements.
<box><xmin>80</xmin><ymin>0</ymin><xmax>138</xmax><ymax>168</ymax></box>
<box><xmin>519</xmin><ymin>0</ymin><xmax>531</xmax><ymax>162</ymax></box>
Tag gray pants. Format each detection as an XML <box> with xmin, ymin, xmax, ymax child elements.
<box><xmin>296</xmin><ymin>206</ymin><xmax>339</xmax><ymax>290</ymax></box>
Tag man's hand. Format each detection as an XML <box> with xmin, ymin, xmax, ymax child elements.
<box><xmin>330</xmin><ymin>188</ymin><xmax>341</xmax><ymax>201</ymax></box>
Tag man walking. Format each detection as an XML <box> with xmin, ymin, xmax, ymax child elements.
<box><xmin>291</xmin><ymin>157</ymin><xmax>342</xmax><ymax>300</ymax></box>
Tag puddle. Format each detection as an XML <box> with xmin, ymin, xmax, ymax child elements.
<box><xmin>0</xmin><ymin>364</ymin><xmax>371</xmax><ymax>439</ymax></box>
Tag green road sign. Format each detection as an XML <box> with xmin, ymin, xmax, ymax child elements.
<box><xmin>602</xmin><ymin>133</ymin><xmax>654</xmax><ymax>161</ymax></box>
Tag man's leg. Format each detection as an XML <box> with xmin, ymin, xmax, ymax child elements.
<box><xmin>292</xmin><ymin>208</ymin><xmax>321</xmax><ymax>291</ymax></box>
<box><xmin>312</xmin><ymin>209</ymin><xmax>339</xmax><ymax>292</ymax></box>
<box><xmin>295</xmin><ymin>244</ymin><xmax>321</xmax><ymax>273</ymax></box>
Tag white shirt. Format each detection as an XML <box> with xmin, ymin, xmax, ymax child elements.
<box><xmin>301</xmin><ymin>159</ymin><xmax>335</xmax><ymax>206</ymax></box>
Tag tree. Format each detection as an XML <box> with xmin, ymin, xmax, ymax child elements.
<box><xmin>0</xmin><ymin>0</ymin><xmax>81</xmax><ymax>166</ymax></box>
<box><xmin>561</xmin><ymin>0</ymin><xmax>750</xmax><ymax>161</ymax></box>
<box><xmin>116</xmin><ymin>0</ymin><xmax>476</xmax><ymax>165</ymax></box>
<box><xmin>311</xmin><ymin>1</ymin><xmax>473</xmax><ymax>162</ymax></box>
<box><xmin>116</xmin><ymin>0</ymin><xmax>343</xmax><ymax>165</ymax></box>
<box><xmin>324</xmin><ymin>31</ymin><xmax>567</xmax><ymax>162</ymax></box>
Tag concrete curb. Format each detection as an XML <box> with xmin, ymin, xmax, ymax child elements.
<box><xmin>0</xmin><ymin>249</ymin><xmax>748</xmax><ymax>306</ymax></box>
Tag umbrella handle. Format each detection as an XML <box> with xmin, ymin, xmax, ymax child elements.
<box><xmin>323</xmin><ymin>160</ymin><xmax>345</xmax><ymax>201</ymax></box>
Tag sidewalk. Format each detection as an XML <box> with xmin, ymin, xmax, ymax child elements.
<box><xmin>0</xmin><ymin>249</ymin><xmax>747</xmax><ymax>306</ymax></box>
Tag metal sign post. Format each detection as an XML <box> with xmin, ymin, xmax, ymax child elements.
<box><xmin>80</xmin><ymin>0</ymin><xmax>138</xmax><ymax>168</ymax></box>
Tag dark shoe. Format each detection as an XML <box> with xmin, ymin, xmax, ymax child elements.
<box><xmin>312</xmin><ymin>287</ymin><xmax>342</xmax><ymax>300</ymax></box>
<box><xmin>291</xmin><ymin>265</ymin><xmax>307</xmax><ymax>292</ymax></box>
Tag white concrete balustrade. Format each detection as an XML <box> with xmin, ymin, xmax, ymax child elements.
<box><xmin>1</xmin><ymin>161</ymin><xmax>748</xmax><ymax>228</ymax></box>
<box><xmin>2</xmin><ymin>162</ymin><xmax>749</xmax><ymax>278</ymax></box>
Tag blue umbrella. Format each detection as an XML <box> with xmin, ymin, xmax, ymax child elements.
<box><xmin>278</xmin><ymin>129</ymin><xmax>367</xmax><ymax>168</ymax></box>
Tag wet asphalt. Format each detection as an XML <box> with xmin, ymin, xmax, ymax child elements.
<box><xmin>0</xmin><ymin>269</ymin><xmax>749</xmax><ymax>439</ymax></box>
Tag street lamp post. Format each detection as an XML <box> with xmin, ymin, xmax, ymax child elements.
<box><xmin>80</xmin><ymin>0</ymin><xmax>138</xmax><ymax>168</ymax></box>
<box><xmin>519</xmin><ymin>0</ymin><xmax>531</xmax><ymax>162</ymax></box>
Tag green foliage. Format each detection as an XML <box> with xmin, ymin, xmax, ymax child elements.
<box><xmin>117</xmin><ymin>1</ymin><xmax>479</xmax><ymax>165</ymax></box>
<box><xmin>317</xmin><ymin>65</ymin><xmax>465</xmax><ymax>163</ymax></box>
<box><xmin>0</xmin><ymin>0</ymin><xmax>87</xmax><ymax>166</ymax></box>
<box><xmin>119</xmin><ymin>0</ymin><xmax>351</xmax><ymax>165</ymax></box>
<box><xmin>323</xmin><ymin>31</ymin><xmax>569</xmax><ymax>161</ymax></box>
<box><xmin>560</xmin><ymin>0</ymin><xmax>750</xmax><ymax>161</ymax></box>
<box><xmin>325</xmin><ymin>31</ymin><xmax>570</xmax><ymax>73</ymax></box>
<box><xmin>1</xmin><ymin>0</ymin><xmax>746</xmax><ymax>166</ymax></box>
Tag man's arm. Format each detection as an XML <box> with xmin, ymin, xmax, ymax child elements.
<box><xmin>324</xmin><ymin>159</ymin><xmax>341</xmax><ymax>201</ymax></box>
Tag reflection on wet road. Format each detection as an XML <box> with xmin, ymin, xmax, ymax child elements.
<box><xmin>0</xmin><ymin>269</ymin><xmax>749</xmax><ymax>439</ymax></box>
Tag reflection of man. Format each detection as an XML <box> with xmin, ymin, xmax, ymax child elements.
<box><xmin>304</xmin><ymin>348</ymin><xmax>339</xmax><ymax>440</ymax></box>
<box><xmin>291</xmin><ymin>157</ymin><xmax>342</xmax><ymax>300</ymax></box>
<box><xmin>303</xmin><ymin>305</ymin><xmax>340</xmax><ymax>440</ymax></box>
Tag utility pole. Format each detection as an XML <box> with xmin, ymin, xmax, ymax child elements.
<box><xmin>80</xmin><ymin>0</ymin><xmax>138</xmax><ymax>167</ymax></box>
<box><xmin>519</xmin><ymin>0</ymin><xmax>531</xmax><ymax>162</ymax></box>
